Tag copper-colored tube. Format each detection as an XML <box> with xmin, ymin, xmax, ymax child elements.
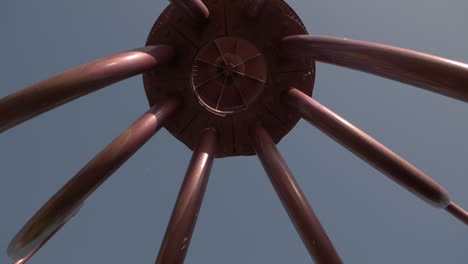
<box><xmin>169</xmin><ymin>0</ymin><xmax>209</xmax><ymax>21</ymax></box>
<box><xmin>445</xmin><ymin>202</ymin><xmax>468</xmax><ymax>225</ymax></box>
<box><xmin>284</xmin><ymin>88</ymin><xmax>452</xmax><ymax>209</ymax></box>
<box><xmin>250</xmin><ymin>124</ymin><xmax>343</xmax><ymax>264</ymax></box>
<box><xmin>12</xmin><ymin>223</ymin><xmax>66</xmax><ymax>264</ymax></box>
<box><xmin>7</xmin><ymin>97</ymin><xmax>180</xmax><ymax>260</ymax></box>
<box><xmin>280</xmin><ymin>35</ymin><xmax>468</xmax><ymax>102</ymax></box>
<box><xmin>156</xmin><ymin>128</ymin><xmax>218</xmax><ymax>264</ymax></box>
<box><xmin>0</xmin><ymin>45</ymin><xmax>174</xmax><ymax>132</ymax></box>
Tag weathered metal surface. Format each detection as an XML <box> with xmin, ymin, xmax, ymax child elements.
<box><xmin>0</xmin><ymin>45</ymin><xmax>174</xmax><ymax>133</ymax></box>
<box><xmin>243</xmin><ymin>0</ymin><xmax>267</xmax><ymax>17</ymax></box>
<box><xmin>7</xmin><ymin>97</ymin><xmax>180</xmax><ymax>260</ymax></box>
<box><xmin>169</xmin><ymin>0</ymin><xmax>209</xmax><ymax>22</ymax></box>
<box><xmin>284</xmin><ymin>88</ymin><xmax>452</xmax><ymax>208</ymax></box>
<box><xmin>250</xmin><ymin>124</ymin><xmax>343</xmax><ymax>264</ymax></box>
<box><xmin>156</xmin><ymin>128</ymin><xmax>217</xmax><ymax>264</ymax></box>
<box><xmin>143</xmin><ymin>0</ymin><xmax>314</xmax><ymax>157</ymax></box>
<box><xmin>280</xmin><ymin>35</ymin><xmax>468</xmax><ymax>102</ymax></box>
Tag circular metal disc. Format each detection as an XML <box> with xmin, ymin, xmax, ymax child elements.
<box><xmin>192</xmin><ymin>37</ymin><xmax>267</xmax><ymax>115</ymax></box>
<box><xmin>143</xmin><ymin>0</ymin><xmax>315</xmax><ymax>157</ymax></box>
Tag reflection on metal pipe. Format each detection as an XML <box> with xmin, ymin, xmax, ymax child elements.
<box><xmin>11</xmin><ymin>202</ymin><xmax>83</xmax><ymax>264</ymax></box>
<box><xmin>7</xmin><ymin>97</ymin><xmax>180</xmax><ymax>260</ymax></box>
<box><xmin>156</xmin><ymin>128</ymin><xmax>218</xmax><ymax>264</ymax></box>
<box><xmin>284</xmin><ymin>88</ymin><xmax>453</xmax><ymax>209</ymax></box>
<box><xmin>250</xmin><ymin>124</ymin><xmax>343</xmax><ymax>264</ymax></box>
<box><xmin>169</xmin><ymin>0</ymin><xmax>209</xmax><ymax>22</ymax></box>
<box><xmin>12</xmin><ymin>223</ymin><xmax>65</xmax><ymax>264</ymax></box>
<box><xmin>0</xmin><ymin>45</ymin><xmax>174</xmax><ymax>132</ymax></box>
<box><xmin>280</xmin><ymin>35</ymin><xmax>468</xmax><ymax>102</ymax></box>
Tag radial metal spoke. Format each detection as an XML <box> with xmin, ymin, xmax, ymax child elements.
<box><xmin>216</xmin><ymin>77</ymin><xmax>228</xmax><ymax>110</ymax></box>
<box><xmin>250</xmin><ymin>124</ymin><xmax>343</xmax><ymax>264</ymax></box>
<box><xmin>0</xmin><ymin>45</ymin><xmax>174</xmax><ymax>132</ymax></box>
<box><xmin>196</xmin><ymin>58</ymin><xmax>225</xmax><ymax>69</ymax></box>
<box><xmin>232</xmin><ymin>70</ymin><xmax>266</xmax><ymax>83</ymax></box>
<box><xmin>194</xmin><ymin>71</ymin><xmax>226</xmax><ymax>89</ymax></box>
<box><xmin>283</xmin><ymin>88</ymin><xmax>468</xmax><ymax>223</ymax></box>
<box><xmin>156</xmin><ymin>128</ymin><xmax>218</xmax><ymax>264</ymax></box>
<box><xmin>7</xmin><ymin>97</ymin><xmax>181</xmax><ymax>260</ymax></box>
<box><xmin>232</xmin><ymin>53</ymin><xmax>261</xmax><ymax>68</ymax></box>
<box><xmin>169</xmin><ymin>0</ymin><xmax>209</xmax><ymax>22</ymax></box>
<box><xmin>280</xmin><ymin>35</ymin><xmax>468</xmax><ymax>102</ymax></box>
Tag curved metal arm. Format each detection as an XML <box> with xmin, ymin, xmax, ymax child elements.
<box><xmin>250</xmin><ymin>124</ymin><xmax>343</xmax><ymax>264</ymax></box>
<box><xmin>169</xmin><ymin>0</ymin><xmax>209</xmax><ymax>21</ymax></box>
<box><xmin>12</xmin><ymin>223</ymin><xmax>66</xmax><ymax>264</ymax></box>
<box><xmin>283</xmin><ymin>89</ymin><xmax>467</xmax><ymax>215</ymax></box>
<box><xmin>7</xmin><ymin>97</ymin><xmax>180</xmax><ymax>260</ymax></box>
<box><xmin>0</xmin><ymin>45</ymin><xmax>174</xmax><ymax>133</ymax></box>
<box><xmin>280</xmin><ymin>35</ymin><xmax>468</xmax><ymax>102</ymax></box>
<box><xmin>156</xmin><ymin>128</ymin><xmax>218</xmax><ymax>264</ymax></box>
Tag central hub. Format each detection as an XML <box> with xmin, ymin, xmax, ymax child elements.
<box><xmin>144</xmin><ymin>0</ymin><xmax>314</xmax><ymax>157</ymax></box>
<box><xmin>191</xmin><ymin>37</ymin><xmax>267</xmax><ymax>115</ymax></box>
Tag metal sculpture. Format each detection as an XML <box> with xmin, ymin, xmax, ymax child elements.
<box><xmin>2</xmin><ymin>0</ymin><xmax>467</xmax><ymax>263</ymax></box>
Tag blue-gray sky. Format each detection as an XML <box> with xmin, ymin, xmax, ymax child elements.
<box><xmin>1</xmin><ymin>0</ymin><xmax>467</xmax><ymax>263</ymax></box>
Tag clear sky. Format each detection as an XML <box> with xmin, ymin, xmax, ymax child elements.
<box><xmin>1</xmin><ymin>0</ymin><xmax>467</xmax><ymax>263</ymax></box>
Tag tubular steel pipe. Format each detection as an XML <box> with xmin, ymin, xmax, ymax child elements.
<box><xmin>0</xmin><ymin>45</ymin><xmax>174</xmax><ymax>133</ymax></box>
<box><xmin>284</xmin><ymin>88</ymin><xmax>454</xmax><ymax>210</ymax></box>
<box><xmin>169</xmin><ymin>0</ymin><xmax>209</xmax><ymax>22</ymax></box>
<box><xmin>7</xmin><ymin>97</ymin><xmax>180</xmax><ymax>260</ymax></box>
<box><xmin>280</xmin><ymin>35</ymin><xmax>468</xmax><ymax>103</ymax></box>
<box><xmin>156</xmin><ymin>128</ymin><xmax>218</xmax><ymax>264</ymax></box>
<box><xmin>250</xmin><ymin>124</ymin><xmax>343</xmax><ymax>264</ymax></box>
